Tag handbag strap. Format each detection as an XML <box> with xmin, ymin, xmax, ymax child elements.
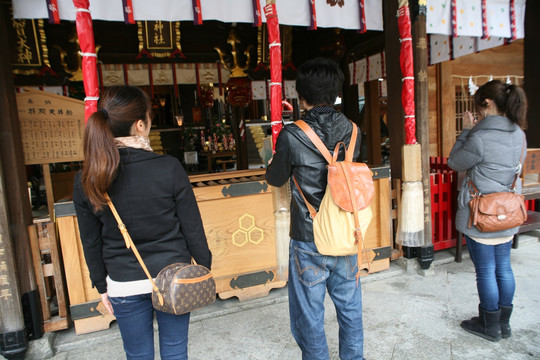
<box><xmin>469</xmin><ymin>134</ymin><xmax>527</xmax><ymax>195</ymax></box>
<box><xmin>105</xmin><ymin>193</ymin><xmax>164</xmax><ymax>305</ymax></box>
<box><xmin>511</xmin><ymin>134</ymin><xmax>527</xmax><ymax>189</ymax></box>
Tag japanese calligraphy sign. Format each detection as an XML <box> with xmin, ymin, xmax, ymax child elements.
<box><xmin>16</xmin><ymin>90</ymin><xmax>85</xmax><ymax>165</ymax></box>
<box><xmin>137</xmin><ymin>21</ymin><xmax>181</xmax><ymax>57</ymax></box>
<box><xmin>9</xmin><ymin>17</ymin><xmax>50</xmax><ymax>75</ymax></box>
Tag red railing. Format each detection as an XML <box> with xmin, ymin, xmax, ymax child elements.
<box><xmin>430</xmin><ymin>157</ymin><xmax>459</xmax><ymax>251</ymax></box>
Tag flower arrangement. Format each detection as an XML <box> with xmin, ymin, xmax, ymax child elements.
<box><xmin>184</xmin><ymin>122</ymin><xmax>235</xmax><ymax>153</ymax></box>
<box><xmin>184</xmin><ymin>126</ymin><xmax>200</xmax><ymax>151</ymax></box>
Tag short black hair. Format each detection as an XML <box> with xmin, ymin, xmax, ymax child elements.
<box><xmin>296</xmin><ymin>57</ymin><xmax>344</xmax><ymax>106</ymax></box>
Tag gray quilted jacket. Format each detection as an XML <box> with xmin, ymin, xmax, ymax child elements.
<box><xmin>448</xmin><ymin>115</ymin><xmax>527</xmax><ymax>238</ymax></box>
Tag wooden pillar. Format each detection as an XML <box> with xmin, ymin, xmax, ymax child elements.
<box><xmin>411</xmin><ymin>2</ymin><xmax>433</xmax><ymax>249</ymax></box>
<box><xmin>524</xmin><ymin>0</ymin><xmax>540</xmax><ymax>147</ymax></box>
<box><xmin>383</xmin><ymin>0</ymin><xmax>405</xmax><ymax>180</ymax></box>
<box><xmin>0</xmin><ymin>4</ymin><xmax>33</xmax><ymax>356</ymax></box>
<box><xmin>0</xmin><ymin>159</ymin><xmax>27</xmax><ymax>358</ymax></box>
<box><xmin>438</xmin><ymin>62</ymin><xmax>456</xmax><ymax>157</ymax></box>
<box><xmin>364</xmin><ymin>81</ymin><xmax>382</xmax><ymax>166</ymax></box>
<box><xmin>0</xmin><ymin>3</ymin><xmax>36</xmax><ymax>296</ymax></box>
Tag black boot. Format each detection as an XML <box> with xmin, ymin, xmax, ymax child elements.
<box><xmin>461</xmin><ymin>306</ymin><xmax>502</xmax><ymax>342</ymax></box>
<box><xmin>500</xmin><ymin>305</ymin><xmax>513</xmax><ymax>338</ymax></box>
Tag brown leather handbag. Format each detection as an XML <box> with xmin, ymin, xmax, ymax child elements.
<box><xmin>106</xmin><ymin>195</ymin><xmax>216</xmax><ymax>315</ymax></box>
<box><xmin>468</xmin><ymin>139</ymin><xmax>527</xmax><ymax>233</ymax></box>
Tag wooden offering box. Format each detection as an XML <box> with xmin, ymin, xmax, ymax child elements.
<box><xmin>55</xmin><ymin>203</ymin><xmax>115</xmax><ymax>335</ymax></box>
<box><xmin>54</xmin><ymin>167</ymin><xmax>391</xmax><ymax>334</ymax></box>
<box><xmin>189</xmin><ymin>170</ymin><xmax>287</xmax><ymax>301</ymax></box>
<box><xmin>365</xmin><ymin>166</ymin><xmax>392</xmax><ymax>274</ymax></box>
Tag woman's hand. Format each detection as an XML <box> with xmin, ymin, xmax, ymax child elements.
<box><xmin>462</xmin><ymin>111</ymin><xmax>477</xmax><ymax>129</ymax></box>
<box><xmin>101</xmin><ymin>292</ymin><xmax>114</xmax><ymax>315</ymax></box>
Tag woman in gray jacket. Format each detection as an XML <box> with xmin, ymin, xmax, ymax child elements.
<box><xmin>448</xmin><ymin>80</ymin><xmax>527</xmax><ymax>342</ymax></box>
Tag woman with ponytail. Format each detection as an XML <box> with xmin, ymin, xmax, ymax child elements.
<box><xmin>448</xmin><ymin>80</ymin><xmax>527</xmax><ymax>342</ymax></box>
<box><xmin>73</xmin><ymin>86</ymin><xmax>211</xmax><ymax>359</ymax></box>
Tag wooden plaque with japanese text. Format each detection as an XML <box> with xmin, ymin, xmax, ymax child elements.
<box><xmin>16</xmin><ymin>90</ymin><xmax>85</xmax><ymax>165</ymax></box>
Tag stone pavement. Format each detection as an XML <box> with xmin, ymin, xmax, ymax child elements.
<box><xmin>15</xmin><ymin>234</ymin><xmax>540</xmax><ymax>360</ymax></box>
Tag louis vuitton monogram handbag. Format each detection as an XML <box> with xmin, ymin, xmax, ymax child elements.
<box><xmin>106</xmin><ymin>194</ymin><xmax>216</xmax><ymax>315</ymax></box>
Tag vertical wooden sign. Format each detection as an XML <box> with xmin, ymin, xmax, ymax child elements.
<box><xmin>15</xmin><ymin>90</ymin><xmax>85</xmax><ymax>216</ymax></box>
<box><xmin>16</xmin><ymin>90</ymin><xmax>85</xmax><ymax>165</ymax></box>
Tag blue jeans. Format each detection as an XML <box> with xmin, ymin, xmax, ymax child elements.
<box><xmin>109</xmin><ymin>293</ymin><xmax>190</xmax><ymax>360</ymax></box>
<box><xmin>288</xmin><ymin>239</ymin><xmax>364</xmax><ymax>360</ymax></box>
<box><xmin>466</xmin><ymin>236</ymin><xmax>515</xmax><ymax>311</ymax></box>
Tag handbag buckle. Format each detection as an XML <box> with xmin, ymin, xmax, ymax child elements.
<box><xmin>498</xmin><ymin>214</ymin><xmax>507</xmax><ymax>220</ymax></box>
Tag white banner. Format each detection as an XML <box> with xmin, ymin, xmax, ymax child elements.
<box><xmin>476</xmin><ymin>36</ymin><xmax>505</xmax><ymax>52</ymax></box>
<box><xmin>367</xmin><ymin>53</ymin><xmax>383</xmax><ymax>82</ymax></box>
<box><xmin>426</xmin><ymin>0</ymin><xmax>451</xmax><ymax>35</ymax></box>
<box><xmin>11</xmin><ymin>0</ymin><xmax>523</xmax><ymax>37</ymax></box>
<box><xmin>251</xmin><ymin>81</ymin><xmax>267</xmax><ymax>100</ymax></box>
<box><xmin>429</xmin><ymin>34</ymin><xmax>451</xmax><ymax>65</ymax></box>
<box><xmin>101</xmin><ymin>64</ymin><xmax>125</xmax><ymax>87</ymax></box>
<box><xmin>127</xmin><ymin>64</ymin><xmax>149</xmax><ymax>86</ymax></box>
<box><xmin>355</xmin><ymin>59</ymin><xmax>367</xmax><ymax>85</ymax></box>
<box><xmin>284</xmin><ymin>80</ymin><xmax>298</xmax><ymax>100</ymax></box>
<box><xmin>12</xmin><ymin>0</ymin><xmax>384</xmax><ymax>31</ymax></box>
<box><xmin>486</xmin><ymin>0</ymin><xmax>511</xmax><ymax>38</ymax></box>
<box><xmin>455</xmin><ymin>0</ymin><xmax>482</xmax><ymax>37</ymax></box>
<box><xmin>175</xmin><ymin>64</ymin><xmax>196</xmax><ymax>84</ymax></box>
<box><xmin>452</xmin><ymin>36</ymin><xmax>476</xmax><ymax>59</ymax></box>
<box><xmin>152</xmin><ymin>64</ymin><xmax>173</xmax><ymax>85</ymax></box>
<box><xmin>426</xmin><ymin>0</ymin><xmax>524</xmax><ymax>39</ymax></box>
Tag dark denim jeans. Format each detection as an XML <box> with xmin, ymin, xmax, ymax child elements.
<box><xmin>288</xmin><ymin>239</ymin><xmax>364</xmax><ymax>360</ymax></box>
<box><xmin>109</xmin><ymin>293</ymin><xmax>190</xmax><ymax>360</ymax></box>
<box><xmin>466</xmin><ymin>236</ymin><xmax>515</xmax><ymax>311</ymax></box>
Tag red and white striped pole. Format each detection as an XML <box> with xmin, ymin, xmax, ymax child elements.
<box><xmin>264</xmin><ymin>1</ymin><xmax>282</xmax><ymax>153</ymax></box>
<box><xmin>73</xmin><ymin>0</ymin><xmax>99</xmax><ymax>122</ymax></box>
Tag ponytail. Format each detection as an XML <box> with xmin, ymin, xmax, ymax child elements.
<box><xmin>505</xmin><ymin>84</ymin><xmax>528</xmax><ymax>129</ymax></box>
<box><xmin>81</xmin><ymin>109</ymin><xmax>120</xmax><ymax>211</ymax></box>
<box><xmin>80</xmin><ymin>86</ymin><xmax>151</xmax><ymax>211</ymax></box>
<box><xmin>474</xmin><ymin>80</ymin><xmax>528</xmax><ymax>129</ymax></box>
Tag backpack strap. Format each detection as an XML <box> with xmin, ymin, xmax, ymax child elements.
<box><xmin>345</xmin><ymin>123</ymin><xmax>358</xmax><ymax>162</ymax></box>
<box><xmin>295</xmin><ymin>120</ymin><xmax>358</xmax><ymax>164</ymax></box>
<box><xmin>292</xmin><ymin>175</ymin><xmax>317</xmax><ymax>219</ymax></box>
<box><xmin>292</xmin><ymin>119</ymin><xmax>359</xmax><ymax>219</ymax></box>
<box><xmin>295</xmin><ymin>120</ymin><xmax>333</xmax><ymax>164</ymax></box>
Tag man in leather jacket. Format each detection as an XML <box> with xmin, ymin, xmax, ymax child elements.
<box><xmin>266</xmin><ymin>58</ymin><xmax>364</xmax><ymax>360</ymax></box>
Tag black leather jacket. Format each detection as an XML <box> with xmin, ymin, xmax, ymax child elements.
<box><xmin>265</xmin><ymin>107</ymin><xmax>361</xmax><ymax>242</ymax></box>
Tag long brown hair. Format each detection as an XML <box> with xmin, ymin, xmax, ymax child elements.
<box><xmin>81</xmin><ymin>86</ymin><xmax>151</xmax><ymax>211</ymax></box>
<box><xmin>474</xmin><ymin>80</ymin><xmax>528</xmax><ymax>129</ymax></box>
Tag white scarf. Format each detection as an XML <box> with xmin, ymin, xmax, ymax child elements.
<box><xmin>114</xmin><ymin>135</ymin><xmax>153</xmax><ymax>152</ymax></box>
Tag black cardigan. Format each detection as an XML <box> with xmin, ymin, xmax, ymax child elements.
<box><xmin>73</xmin><ymin>148</ymin><xmax>212</xmax><ymax>294</ymax></box>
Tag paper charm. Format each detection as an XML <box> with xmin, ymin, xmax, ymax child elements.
<box><xmin>468</xmin><ymin>76</ymin><xmax>478</xmax><ymax>95</ymax></box>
